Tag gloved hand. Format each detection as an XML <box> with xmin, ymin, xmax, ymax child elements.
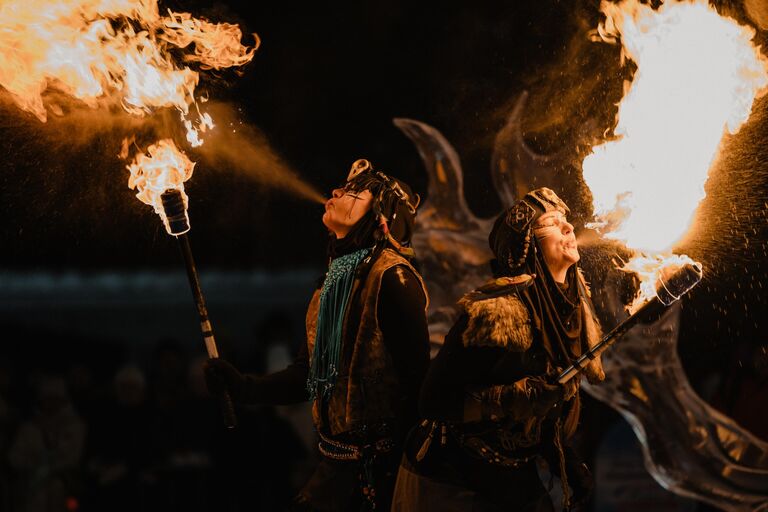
<box><xmin>203</xmin><ymin>358</ymin><xmax>244</xmax><ymax>398</ymax></box>
<box><xmin>529</xmin><ymin>379</ymin><xmax>569</xmax><ymax>416</ymax></box>
<box><xmin>470</xmin><ymin>376</ymin><xmax>572</xmax><ymax>422</ymax></box>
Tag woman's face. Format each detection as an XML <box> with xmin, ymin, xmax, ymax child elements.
<box><xmin>322</xmin><ymin>186</ymin><xmax>374</xmax><ymax>238</ymax></box>
<box><xmin>533</xmin><ymin>210</ymin><xmax>579</xmax><ymax>280</ymax></box>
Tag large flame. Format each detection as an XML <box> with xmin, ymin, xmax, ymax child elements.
<box><xmin>0</xmin><ymin>0</ymin><xmax>256</xmax><ymax>146</ymax></box>
<box><xmin>126</xmin><ymin>138</ymin><xmax>194</xmax><ymax>234</ymax></box>
<box><xmin>584</xmin><ymin>0</ymin><xmax>768</xmax><ymax>307</ymax></box>
<box><xmin>0</xmin><ymin>0</ymin><xmax>257</xmax><ymax>235</ymax></box>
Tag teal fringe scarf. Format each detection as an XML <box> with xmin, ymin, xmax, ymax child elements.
<box><xmin>307</xmin><ymin>247</ymin><xmax>371</xmax><ymax>400</ymax></box>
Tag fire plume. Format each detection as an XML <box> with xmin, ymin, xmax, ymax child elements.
<box><xmin>0</xmin><ymin>0</ymin><xmax>258</xmax><ymax>233</ymax></box>
<box><xmin>0</xmin><ymin>0</ymin><xmax>256</xmax><ymax>145</ymax></box>
<box><xmin>583</xmin><ymin>0</ymin><xmax>768</xmax><ymax>308</ymax></box>
<box><xmin>126</xmin><ymin>139</ymin><xmax>194</xmax><ymax>234</ymax></box>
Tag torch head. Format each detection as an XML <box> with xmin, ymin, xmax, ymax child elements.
<box><xmin>655</xmin><ymin>261</ymin><xmax>703</xmax><ymax>306</ymax></box>
<box><xmin>160</xmin><ymin>189</ymin><xmax>191</xmax><ymax>236</ymax></box>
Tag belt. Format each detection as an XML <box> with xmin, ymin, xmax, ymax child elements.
<box><xmin>317</xmin><ymin>431</ymin><xmax>395</xmax><ymax>461</ymax></box>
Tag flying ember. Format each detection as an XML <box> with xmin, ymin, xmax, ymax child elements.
<box><xmin>583</xmin><ymin>0</ymin><xmax>768</xmax><ymax>308</ymax></box>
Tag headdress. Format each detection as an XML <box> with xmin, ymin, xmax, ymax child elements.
<box><xmin>343</xmin><ymin>158</ymin><xmax>420</xmax><ymax>257</ymax></box>
<box><xmin>489</xmin><ymin>187</ymin><xmax>569</xmax><ymax>276</ymax></box>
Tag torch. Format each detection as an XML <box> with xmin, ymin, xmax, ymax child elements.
<box><xmin>558</xmin><ymin>261</ymin><xmax>703</xmax><ymax>384</ymax></box>
<box><xmin>160</xmin><ymin>189</ymin><xmax>238</xmax><ymax>428</ymax></box>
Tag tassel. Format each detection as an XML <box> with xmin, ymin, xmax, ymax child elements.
<box><xmin>416</xmin><ymin>421</ymin><xmax>437</xmax><ymax>462</ymax></box>
<box><xmin>553</xmin><ymin>418</ymin><xmax>572</xmax><ymax>511</ymax></box>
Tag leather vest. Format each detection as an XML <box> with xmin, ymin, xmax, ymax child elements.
<box><xmin>306</xmin><ymin>248</ymin><xmax>428</xmax><ymax>435</ymax></box>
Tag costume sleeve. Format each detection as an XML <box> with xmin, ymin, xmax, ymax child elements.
<box><xmin>378</xmin><ymin>266</ymin><xmax>431</xmax><ymax>426</ymax></box>
<box><xmin>238</xmin><ymin>338</ymin><xmax>311</xmax><ymax>405</ymax></box>
<box><xmin>463</xmin><ymin>375</ymin><xmax>565</xmax><ymax>423</ymax></box>
<box><xmin>419</xmin><ymin>313</ymin><xmax>566</xmax><ymax>423</ymax></box>
<box><xmin>418</xmin><ymin>315</ymin><xmax>469</xmax><ymax>421</ymax></box>
<box><xmin>418</xmin><ymin>315</ymin><xmax>509</xmax><ymax>421</ymax></box>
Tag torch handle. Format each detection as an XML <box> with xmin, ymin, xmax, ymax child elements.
<box><xmin>177</xmin><ymin>234</ymin><xmax>237</xmax><ymax>429</ymax></box>
<box><xmin>558</xmin><ymin>261</ymin><xmax>703</xmax><ymax>384</ymax></box>
<box><xmin>558</xmin><ymin>297</ymin><xmax>665</xmax><ymax>384</ymax></box>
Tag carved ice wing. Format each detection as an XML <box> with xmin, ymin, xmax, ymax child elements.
<box><xmin>491</xmin><ymin>92</ymin><xmax>575</xmax><ymax>208</ymax></box>
<box><xmin>581</xmin><ymin>249</ymin><xmax>768</xmax><ymax>511</ymax></box>
<box><xmin>393</xmin><ymin>118</ymin><xmax>482</xmax><ymax>231</ymax></box>
<box><xmin>394</xmin><ymin>118</ymin><xmax>493</xmax><ymax>346</ymax></box>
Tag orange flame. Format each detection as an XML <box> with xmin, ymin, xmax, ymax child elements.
<box><xmin>622</xmin><ymin>253</ymin><xmax>699</xmax><ymax>312</ymax></box>
<box><xmin>0</xmin><ymin>0</ymin><xmax>257</xmax><ymax>233</ymax></box>
<box><xmin>0</xmin><ymin>0</ymin><xmax>256</xmax><ymax>146</ymax></box>
<box><xmin>126</xmin><ymin>139</ymin><xmax>194</xmax><ymax>234</ymax></box>
<box><xmin>583</xmin><ymin>0</ymin><xmax>768</xmax><ymax>308</ymax></box>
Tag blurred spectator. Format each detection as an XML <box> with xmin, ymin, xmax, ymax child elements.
<box><xmin>266</xmin><ymin>342</ymin><xmax>317</xmax><ymax>490</ymax></box>
<box><xmin>65</xmin><ymin>363</ymin><xmax>102</xmax><ymax>429</ymax></box>
<box><xmin>8</xmin><ymin>375</ymin><xmax>86</xmax><ymax>512</ymax></box>
<box><xmin>84</xmin><ymin>365</ymin><xmax>151</xmax><ymax>512</ymax></box>
<box><xmin>0</xmin><ymin>358</ymin><xmax>19</xmax><ymax>512</ymax></box>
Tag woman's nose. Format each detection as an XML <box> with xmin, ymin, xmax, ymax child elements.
<box><xmin>331</xmin><ymin>187</ymin><xmax>344</xmax><ymax>198</ymax></box>
<box><xmin>562</xmin><ymin>220</ymin><xmax>574</xmax><ymax>234</ymax></box>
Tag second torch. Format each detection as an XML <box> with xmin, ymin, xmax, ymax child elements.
<box><xmin>161</xmin><ymin>189</ymin><xmax>237</xmax><ymax>429</ymax></box>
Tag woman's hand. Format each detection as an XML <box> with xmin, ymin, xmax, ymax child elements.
<box><xmin>203</xmin><ymin>358</ymin><xmax>244</xmax><ymax>398</ymax></box>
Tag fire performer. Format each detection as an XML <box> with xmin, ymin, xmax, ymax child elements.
<box><xmin>392</xmin><ymin>187</ymin><xmax>605</xmax><ymax>512</ymax></box>
<box><xmin>204</xmin><ymin>159</ymin><xmax>430</xmax><ymax>511</ymax></box>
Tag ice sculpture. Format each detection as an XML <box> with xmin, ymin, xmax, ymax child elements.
<box><xmin>396</xmin><ymin>94</ymin><xmax>768</xmax><ymax>510</ymax></box>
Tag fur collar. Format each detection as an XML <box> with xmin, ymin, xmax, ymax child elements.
<box><xmin>457</xmin><ymin>275</ymin><xmax>534</xmax><ymax>351</ymax></box>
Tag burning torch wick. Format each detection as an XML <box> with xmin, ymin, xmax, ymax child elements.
<box><xmin>160</xmin><ymin>189</ymin><xmax>237</xmax><ymax>428</ymax></box>
<box><xmin>558</xmin><ymin>261</ymin><xmax>703</xmax><ymax>384</ymax></box>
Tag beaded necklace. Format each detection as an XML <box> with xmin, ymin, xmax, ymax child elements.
<box><xmin>307</xmin><ymin>247</ymin><xmax>371</xmax><ymax>400</ymax></box>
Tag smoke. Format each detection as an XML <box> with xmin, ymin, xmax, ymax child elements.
<box><xmin>0</xmin><ymin>88</ymin><xmax>324</xmax><ymax>206</ymax></box>
<box><xmin>513</xmin><ymin>0</ymin><xmax>629</xmax><ymax>153</ymax></box>
<box><xmin>193</xmin><ymin>102</ymin><xmax>325</xmax><ymax>205</ymax></box>
<box><xmin>745</xmin><ymin>0</ymin><xmax>768</xmax><ymax>29</ymax></box>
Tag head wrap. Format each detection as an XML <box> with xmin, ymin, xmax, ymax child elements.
<box><xmin>342</xmin><ymin>158</ymin><xmax>420</xmax><ymax>257</ymax></box>
<box><xmin>489</xmin><ymin>187</ymin><xmax>570</xmax><ymax>277</ymax></box>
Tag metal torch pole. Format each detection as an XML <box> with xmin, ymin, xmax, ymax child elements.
<box><xmin>558</xmin><ymin>261</ymin><xmax>703</xmax><ymax>384</ymax></box>
<box><xmin>161</xmin><ymin>190</ymin><xmax>237</xmax><ymax>429</ymax></box>
<box><xmin>176</xmin><ymin>234</ymin><xmax>237</xmax><ymax>428</ymax></box>
<box><xmin>557</xmin><ymin>297</ymin><xmax>666</xmax><ymax>384</ymax></box>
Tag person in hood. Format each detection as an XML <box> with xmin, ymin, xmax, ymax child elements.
<box><xmin>392</xmin><ymin>187</ymin><xmax>605</xmax><ymax>512</ymax></box>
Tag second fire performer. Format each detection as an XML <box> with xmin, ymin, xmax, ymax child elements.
<box><xmin>392</xmin><ymin>187</ymin><xmax>605</xmax><ymax>512</ymax></box>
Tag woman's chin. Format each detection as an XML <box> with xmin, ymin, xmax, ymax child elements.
<box><xmin>565</xmin><ymin>249</ymin><xmax>580</xmax><ymax>265</ymax></box>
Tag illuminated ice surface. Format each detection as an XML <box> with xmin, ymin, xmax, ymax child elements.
<box><xmin>396</xmin><ymin>96</ymin><xmax>768</xmax><ymax>510</ymax></box>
